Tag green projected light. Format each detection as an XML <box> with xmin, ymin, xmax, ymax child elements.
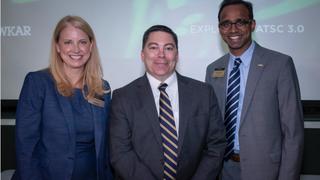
<box><xmin>125</xmin><ymin>0</ymin><xmax>150</xmax><ymax>58</ymax></box>
<box><xmin>12</xmin><ymin>0</ymin><xmax>38</xmax><ymax>3</ymax></box>
<box><xmin>256</xmin><ymin>0</ymin><xmax>320</xmax><ymax>20</ymax></box>
<box><xmin>167</xmin><ymin>0</ymin><xmax>188</xmax><ymax>9</ymax></box>
<box><xmin>176</xmin><ymin>14</ymin><xmax>204</xmax><ymax>36</ymax></box>
<box><xmin>126</xmin><ymin>0</ymin><xmax>320</xmax><ymax>59</ymax></box>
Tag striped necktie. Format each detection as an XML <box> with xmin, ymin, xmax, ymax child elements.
<box><xmin>224</xmin><ymin>58</ymin><xmax>242</xmax><ymax>159</ymax></box>
<box><xmin>158</xmin><ymin>83</ymin><xmax>178</xmax><ymax>180</ymax></box>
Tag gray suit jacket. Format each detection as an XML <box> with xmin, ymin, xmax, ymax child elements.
<box><xmin>205</xmin><ymin>43</ymin><xmax>304</xmax><ymax>180</ymax></box>
<box><xmin>109</xmin><ymin>73</ymin><xmax>226</xmax><ymax>180</ymax></box>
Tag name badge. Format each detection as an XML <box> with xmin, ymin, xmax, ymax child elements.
<box><xmin>212</xmin><ymin>68</ymin><xmax>225</xmax><ymax>78</ymax></box>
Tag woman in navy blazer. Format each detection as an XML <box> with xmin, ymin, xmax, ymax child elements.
<box><xmin>14</xmin><ymin>15</ymin><xmax>113</xmax><ymax>180</ymax></box>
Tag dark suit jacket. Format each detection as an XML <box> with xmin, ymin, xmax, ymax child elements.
<box><xmin>109</xmin><ymin>73</ymin><xmax>226</xmax><ymax>180</ymax></box>
<box><xmin>14</xmin><ymin>70</ymin><xmax>113</xmax><ymax>180</ymax></box>
<box><xmin>205</xmin><ymin>43</ymin><xmax>304</xmax><ymax>180</ymax></box>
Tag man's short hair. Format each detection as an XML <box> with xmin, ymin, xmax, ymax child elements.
<box><xmin>142</xmin><ymin>25</ymin><xmax>178</xmax><ymax>49</ymax></box>
<box><xmin>218</xmin><ymin>0</ymin><xmax>254</xmax><ymax>21</ymax></box>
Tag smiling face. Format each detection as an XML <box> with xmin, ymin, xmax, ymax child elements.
<box><xmin>141</xmin><ymin>31</ymin><xmax>178</xmax><ymax>82</ymax></box>
<box><xmin>219</xmin><ymin>4</ymin><xmax>255</xmax><ymax>56</ymax></box>
<box><xmin>56</xmin><ymin>25</ymin><xmax>92</xmax><ymax>73</ymax></box>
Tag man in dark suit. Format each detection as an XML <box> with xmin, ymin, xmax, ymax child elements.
<box><xmin>109</xmin><ymin>25</ymin><xmax>226</xmax><ymax>180</ymax></box>
<box><xmin>205</xmin><ymin>1</ymin><xmax>304</xmax><ymax>180</ymax></box>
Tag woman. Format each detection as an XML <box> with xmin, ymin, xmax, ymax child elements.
<box><xmin>14</xmin><ymin>15</ymin><xmax>113</xmax><ymax>180</ymax></box>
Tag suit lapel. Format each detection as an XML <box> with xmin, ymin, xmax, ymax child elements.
<box><xmin>217</xmin><ymin>56</ymin><xmax>229</xmax><ymax>118</ymax></box>
<box><xmin>137</xmin><ymin>75</ymin><xmax>163</xmax><ymax>147</ymax></box>
<box><xmin>240</xmin><ymin>44</ymin><xmax>267</xmax><ymax>126</ymax></box>
<box><xmin>91</xmin><ymin>104</ymin><xmax>105</xmax><ymax>158</ymax></box>
<box><xmin>55</xmin><ymin>87</ymin><xmax>107</xmax><ymax>158</ymax></box>
<box><xmin>176</xmin><ymin>74</ymin><xmax>193</xmax><ymax>156</ymax></box>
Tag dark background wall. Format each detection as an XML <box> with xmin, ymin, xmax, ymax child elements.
<box><xmin>1</xmin><ymin>100</ymin><xmax>320</xmax><ymax>174</ymax></box>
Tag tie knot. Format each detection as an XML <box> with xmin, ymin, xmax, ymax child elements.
<box><xmin>234</xmin><ymin>58</ymin><xmax>242</xmax><ymax>69</ymax></box>
<box><xmin>158</xmin><ymin>83</ymin><xmax>168</xmax><ymax>91</ymax></box>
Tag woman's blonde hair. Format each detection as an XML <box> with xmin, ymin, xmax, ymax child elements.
<box><xmin>49</xmin><ymin>15</ymin><xmax>105</xmax><ymax>101</ymax></box>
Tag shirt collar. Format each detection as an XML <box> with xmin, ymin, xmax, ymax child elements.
<box><xmin>229</xmin><ymin>41</ymin><xmax>255</xmax><ymax>68</ymax></box>
<box><xmin>146</xmin><ymin>72</ymin><xmax>177</xmax><ymax>92</ymax></box>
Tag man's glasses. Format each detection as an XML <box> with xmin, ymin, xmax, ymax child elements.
<box><xmin>219</xmin><ymin>19</ymin><xmax>252</xmax><ymax>30</ymax></box>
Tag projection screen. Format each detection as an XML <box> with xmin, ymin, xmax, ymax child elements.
<box><xmin>2</xmin><ymin>0</ymin><xmax>320</xmax><ymax>100</ymax></box>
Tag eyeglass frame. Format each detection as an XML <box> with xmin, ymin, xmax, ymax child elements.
<box><xmin>218</xmin><ymin>19</ymin><xmax>253</xmax><ymax>30</ymax></box>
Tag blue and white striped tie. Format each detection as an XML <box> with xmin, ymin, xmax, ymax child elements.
<box><xmin>224</xmin><ymin>58</ymin><xmax>242</xmax><ymax>159</ymax></box>
<box><xmin>159</xmin><ymin>83</ymin><xmax>178</xmax><ymax>180</ymax></box>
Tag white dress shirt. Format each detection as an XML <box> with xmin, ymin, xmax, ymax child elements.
<box><xmin>146</xmin><ymin>72</ymin><xmax>180</xmax><ymax>135</ymax></box>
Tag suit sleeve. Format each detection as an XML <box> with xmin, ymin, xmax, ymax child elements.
<box><xmin>109</xmin><ymin>89</ymin><xmax>156</xmax><ymax>180</ymax></box>
<box><xmin>192</xmin><ymin>86</ymin><xmax>227</xmax><ymax>180</ymax></box>
<box><xmin>277</xmin><ymin>57</ymin><xmax>304</xmax><ymax>180</ymax></box>
<box><xmin>102</xmin><ymin>81</ymin><xmax>114</xmax><ymax>180</ymax></box>
<box><xmin>15</xmin><ymin>72</ymin><xmax>43</xmax><ymax>180</ymax></box>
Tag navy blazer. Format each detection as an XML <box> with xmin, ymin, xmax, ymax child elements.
<box><xmin>14</xmin><ymin>70</ymin><xmax>113</xmax><ymax>180</ymax></box>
